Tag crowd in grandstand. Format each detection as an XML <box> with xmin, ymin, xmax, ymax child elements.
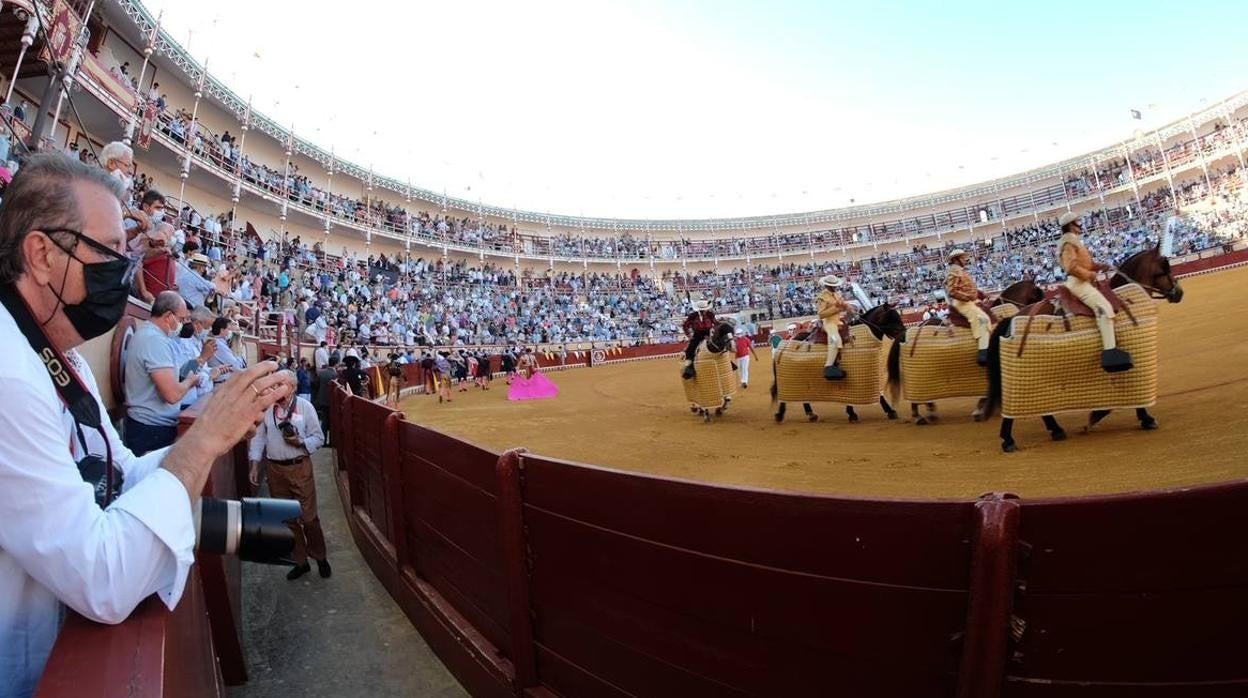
<box><xmin>114</xmin><ymin>156</ymin><xmax>1246</xmax><ymax>351</ymax></box>
<box><xmin>132</xmin><ymin>71</ymin><xmax>1248</xmax><ymax>264</ymax></box>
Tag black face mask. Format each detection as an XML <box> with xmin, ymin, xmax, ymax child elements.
<box><xmin>55</xmin><ymin>258</ymin><xmax>134</xmax><ymax>342</ymax></box>
<box><xmin>43</xmin><ymin>229</ymin><xmax>137</xmax><ymax>342</ymax></box>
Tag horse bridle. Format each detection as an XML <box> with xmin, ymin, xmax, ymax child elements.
<box><xmin>1110</xmin><ymin>266</ymin><xmax>1181</xmax><ymax>301</ymax></box>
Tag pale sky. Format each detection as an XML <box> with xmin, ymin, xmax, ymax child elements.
<box><xmin>151</xmin><ymin>0</ymin><xmax>1248</xmax><ymax>220</ymax></box>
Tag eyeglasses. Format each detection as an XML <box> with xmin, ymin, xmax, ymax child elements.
<box><xmin>42</xmin><ymin>227</ymin><xmax>139</xmax><ymax>285</ymax></box>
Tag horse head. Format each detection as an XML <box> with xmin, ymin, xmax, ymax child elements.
<box><xmin>998</xmin><ymin>278</ymin><xmax>1044</xmax><ymax>307</ymax></box>
<box><xmin>705</xmin><ymin>318</ymin><xmax>738</xmax><ymax>353</ymax></box>
<box><xmin>1117</xmin><ymin>242</ymin><xmax>1183</xmax><ymax>303</ymax></box>
<box><xmin>861</xmin><ymin>303</ymin><xmax>906</xmax><ymax>342</ymax></box>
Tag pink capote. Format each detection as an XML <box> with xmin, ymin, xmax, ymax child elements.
<box><xmin>507</xmin><ymin>371</ymin><xmax>559</xmax><ymax>401</ymax></box>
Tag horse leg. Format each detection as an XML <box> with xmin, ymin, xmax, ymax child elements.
<box><xmin>911</xmin><ymin>402</ymin><xmax>926</xmax><ymax>425</ymax></box>
<box><xmin>972</xmin><ymin>398</ymin><xmax>987</xmax><ymax>422</ymax></box>
<box><xmin>1000</xmin><ymin>418</ymin><xmax>1017</xmax><ymax>452</ymax></box>
<box><xmin>1137</xmin><ymin>407</ymin><xmax>1159</xmax><ymax>430</ymax></box>
<box><xmin>1085</xmin><ymin>409</ymin><xmax>1111</xmax><ymax>431</ymax></box>
<box><xmin>702</xmin><ymin>408</ymin><xmax>712</xmax><ymax>424</ymax></box>
<box><xmin>926</xmin><ymin>402</ymin><xmax>938</xmax><ymax>423</ymax></box>
<box><xmin>775</xmin><ymin>402</ymin><xmax>787</xmax><ymax>423</ymax></box>
<box><xmin>879</xmin><ymin>395</ymin><xmax>898</xmax><ymax>420</ymax></box>
<box><xmin>846</xmin><ymin>405</ymin><xmax>860</xmax><ymax>423</ymax></box>
<box><xmin>804</xmin><ymin>403</ymin><xmax>818</xmax><ymax>422</ymax></box>
<box><xmin>1043</xmin><ymin>415</ymin><xmax>1067</xmax><ymax>442</ymax></box>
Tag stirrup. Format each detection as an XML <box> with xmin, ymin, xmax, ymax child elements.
<box><xmin>1101</xmin><ymin>348</ymin><xmax>1133</xmax><ymax>373</ymax></box>
<box><xmin>823</xmin><ymin>365</ymin><xmax>846</xmax><ymax>380</ymax></box>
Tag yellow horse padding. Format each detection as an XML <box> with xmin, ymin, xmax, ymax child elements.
<box><xmin>1000</xmin><ymin>284</ymin><xmax>1158</xmax><ymax>419</ymax></box>
<box><xmin>682</xmin><ymin>349</ymin><xmax>736</xmax><ymax>410</ymax></box>
<box><xmin>901</xmin><ymin>304</ymin><xmax>1019</xmax><ymax>403</ymax></box>
<box><xmin>773</xmin><ymin>324</ymin><xmax>882</xmax><ymax>406</ymax></box>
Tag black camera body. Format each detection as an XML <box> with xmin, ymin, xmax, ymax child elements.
<box><xmin>277</xmin><ymin>420</ymin><xmax>298</xmax><ymax>439</ymax></box>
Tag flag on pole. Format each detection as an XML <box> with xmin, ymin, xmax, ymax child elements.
<box><xmin>1130</xmin><ymin>109</ymin><xmax>1142</xmax><ymax>120</ymax></box>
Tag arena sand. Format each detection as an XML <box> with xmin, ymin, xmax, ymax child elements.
<box><xmin>403</xmin><ymin>266</ymin><xmax>1248</xmax><ymax>499</ymax></box>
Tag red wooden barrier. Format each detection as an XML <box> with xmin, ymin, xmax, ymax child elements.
<box><xmin>1004</xmin><ymin>481</ymin><xmax>1248</xmax><ymax>696</ymax></box>
<box><xmin>516</xmin><ymin>453</ymin><xmax>973</xmax><ymax>697</ymax></box>
<box><xmin>37</xmin><ymin>568</ymin><xmax>225</xmax><ymax>698</ymax></box>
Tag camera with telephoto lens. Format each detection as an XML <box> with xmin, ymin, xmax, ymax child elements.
<box><xmin>277</xmin><ymin>420</ymin><xmax>298</xmax><ymax>439</ymax></box>
<box><xmin>194</xmin><ymin>497</ymin><xmax>301</xmax><ymax>564</ymax></box>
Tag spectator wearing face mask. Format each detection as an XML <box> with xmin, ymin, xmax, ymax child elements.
<box><xmin>206</xmin><ymin>316</ymin><xmax>247</xmax><ymax>377</ymax></box>
<box><xmin>123</xmin><ymin>291</ymin><xmax>215</xmax><ymax>455</ymax></box>
<box><xmin>171</xmin><ymin>306</ymin><xmax>227</xmax><ymax>410</ymax></box>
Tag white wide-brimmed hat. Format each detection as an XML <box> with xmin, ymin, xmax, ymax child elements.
<box><xmin>1058</xmin><ymin>211</ymin><xmax>1080</xmax><ymax>227</ymax></box>
<box><xmin>691</xmin><ymin>299</ymin><xmax>711</xmax><ymax>311</ymax></box>
<box><xmin>820</xmin><ymin>274</ymin><xmax>844</xmax><ymax>288</ymax></box>
<box><xmin>948</xmin><ymin>248</ymin><xmax>969</xmax><ymax>261</ymax></box>
<box><xmin>734</xmin><ymin>328</ymin><xmax>746</xmax><ymax>336</ymax></box>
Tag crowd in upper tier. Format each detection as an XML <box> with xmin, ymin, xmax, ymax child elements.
<box><xmin>116</xmin><ymin>51</ymin><xmax>1248</xmax><ymax>264</ymax></box>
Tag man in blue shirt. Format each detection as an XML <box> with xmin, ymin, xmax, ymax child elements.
<box><xmin>124</xmin><ymin>292</ymin><xmax>213</xmax><ymax>454</ymax></box>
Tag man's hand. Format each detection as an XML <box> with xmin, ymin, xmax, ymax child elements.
<box><xmin>209</xmin><ymin>365</ymin><xmax>228</xmax><ymax>381</ymax></box>
<box><xmin>249</xmin><ymin>461</ymin><xmax>261</xmax><ymax>487</ymax></box>
<box><xmin>198</xmin><ymin>339</ymin><xmax>217</xmax><ymax>363</ymax></box>
<box><xmin>162</xmin><ymin>361</ymin><xmax>293</xmax><ymax>499</ymax></box>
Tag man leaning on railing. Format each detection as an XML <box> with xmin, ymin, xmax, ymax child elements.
<box><xmin>0</xmin><ymin>153</ymin><xmax>295</xmax><ymax>698</ymax></box>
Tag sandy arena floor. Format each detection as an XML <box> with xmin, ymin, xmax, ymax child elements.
<box><xmin>403</xmin><ymin>266</ymin><xmax>1248</xmax><ymax>499</ymax></box>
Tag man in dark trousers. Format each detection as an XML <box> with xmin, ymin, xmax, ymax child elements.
<box><xmin>313</xmin><ymin>355</ymin><xmax>339</xmax><ymax>447</ymax></box>
<box><xmin>681</xmin><ymin>298</ymin><xmax>717</xmax><ymax>379</ymax></box>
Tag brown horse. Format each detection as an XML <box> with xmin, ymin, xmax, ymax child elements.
<box><xmin>983</xmin><ymin>243</ymin><xmax>1183</xmax><ymax>452</ymax></box>
<box><xmin>886</xmin><ymin>278</ymin><xmax>1044</xmax><ymax>425</ymax></box>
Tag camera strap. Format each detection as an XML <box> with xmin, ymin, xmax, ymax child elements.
<box><xmin>0</xmin><ymin>283</ymin><xmax>118</xmax><ymax>505</ymax></box>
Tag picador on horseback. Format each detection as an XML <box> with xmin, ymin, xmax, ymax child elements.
<box><xmin>945</xmin><ymin>248</ymin><xmax>991</xmax><ymax>366</ymax></box>
<box><xmin>1057</xmin><ymin>211</ymin><xmax>1133</xmax><ymax>373</ymax></box>
<box><xmin>681</xmin><ymin>298</ymin><xmax>718</xmax><ymax>379</ymax></box>
<box><xmin>815</xmin><ymin>275</ymin><xmax>851</xmax><ymax>380</ymax></box>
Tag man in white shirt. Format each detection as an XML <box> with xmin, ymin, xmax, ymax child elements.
<box><xmin>0</xmin><ymin>153</ymin><xmax>294</xmax><ymax>697</ymax></box>
<box><xmin>248</xmin><ymin>373</ymin><xmax>329</xmax><ymax>581</ymax></box>
<box><xmin>313</xmin><ymin>341</ymin><xmax>330</xmax><ymax>371</ymax></box>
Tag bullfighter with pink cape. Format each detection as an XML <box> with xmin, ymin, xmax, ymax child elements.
<box><xmin>508</xmin><ymin>348</ymin><xmax>559</xmax><ymax>401</ymax></box>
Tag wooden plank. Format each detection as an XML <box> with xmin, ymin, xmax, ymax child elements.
<box><xmin>1019</xmin><ymin>480</ymin><xmax>1248</xmax><ymax>593</ymax></box>
<box><xmin>524</xmin><ymin>507</ymin><xmax>964</xmax><ymax>696</ymax></box>
<box><xmin>520</xmin><ymin>454</ymin><xmax>975</xmax><ymax>589</ymax></box>
<box><xmin>1008</xmin><ymin>587</ymin><xmax>1248</xmax><ymax>683</ymax></box>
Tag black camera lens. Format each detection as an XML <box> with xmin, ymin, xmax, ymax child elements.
<box><xmin>195</xmin><ymin>496</ymin><xmax>301</xmax><ymax>564</ymax></box>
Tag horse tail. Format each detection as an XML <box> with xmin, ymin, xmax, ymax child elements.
<box><xmin>983</xmin><ymin>320</ymin><xmax>1012</xmax><ymax>419</ymax></box>
<box><xmin>886</xmin><ymin>339</ymin><xmax>901</xmax><ymax>407</ymax></box>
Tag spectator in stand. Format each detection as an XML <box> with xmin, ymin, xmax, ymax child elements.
<box><xmin>206</xmin><ymin>316</ymin><xmax>247</xmax><ymax>378</ymax></box>
<box><xmin>99</xmin><ymin>141</ymin><xmax>134</xmax><ymax>192</ymax></box>
<box><xmin>295</xmin><ymin>357</ymin><xmax>313</xmax><ymax>404</ymax></box>
<box><xmin>314</xmin><ymin>340</ymin><xmax>329</xmax><ymax>371</ymax></box>
<box><xmin>123</xmin><ymin>292</ymin><xmax>215</xmax><ymax>454</ymax></box>
<box><xmin>247</xmin><ymin>371</ymin><xmax>330</xmax><ymax>581</ymax></box>
<box><xmin>172</xmin><ymin>306</ymin><xmax>225</xmax><ymax>410</ymax></box>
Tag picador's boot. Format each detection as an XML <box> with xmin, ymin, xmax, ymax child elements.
<box><xmin>976</xmin><ymin>349</ymin><xmax>988</xmax><ymax>366</ymax></box>
<box><xmin>823</xmin><ymin>365</ymin><xmax>846</xmax><ymax>380</ymax></box>
<box><xmin>682</xmin><ymin>362</ymin><xmax>696</xmax><ymax>379</ymax></box>
<box><xmin>1101</xmin><ymin>348</ymin><xmax>1133</xmax><ymax>373</ymax></box>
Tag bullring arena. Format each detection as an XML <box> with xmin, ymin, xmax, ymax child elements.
<box><xmin>402</xmin><ymin>265</ymin><xmax>1248</xmax><ymax>499</ymax></box>
<box><xmin>9</xmin><ymin>1</ymin><xmax>1248</xmax><ymax>696</ymax></box>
